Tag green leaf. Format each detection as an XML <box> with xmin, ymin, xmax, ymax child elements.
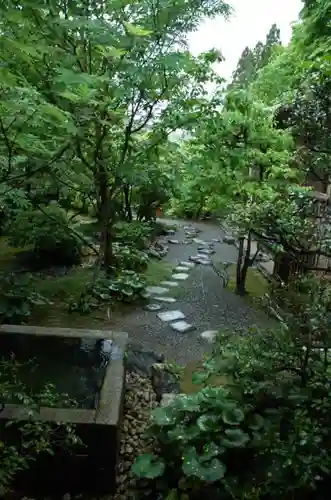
<box><xmin>191</xmin><ymin>371</ymin><xmax>210</xmax><ymax>385</ymax></box>
<box><xmin>152</xmin><ymin>406</ymin><xmax>178</xmax><ymax>426</ymax></box>
<box><xmin>221</xmin><ymin>428</ymin><xmax>250</xmax><ymax>448</ymax></box>
<box><xmin>123</xmin><ymin>22</ymin><xmax>153</xmax><ymax>37</ymax></box>
<box><xmin>197</xmin><ymin>414</ymin><xmax>219</xmax><ymax>432</ymax></box>
<box><xmin>221</xmin><ymin>407</ymin><xmax>245</xmax><ymax>425</ymax></box>
<box><xmin>182</xmin><ymin>447</ymin><xmax>226</xmax><ymax>482</ymax></box>
<box><xmin>132</xmin><ymin>453</ymin><xmax>165</xmax><ymax>479</ymax></box>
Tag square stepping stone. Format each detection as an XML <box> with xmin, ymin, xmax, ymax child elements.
<box><xmin>160</xmin><ymin>281</ymin><xmax>179</xmax><ymax>287</ymax></box>
<box><xmin>144</xmin><ymin>303</ymin><xmax>163</xmax><ymax>311</ymax></box>
<box><xmin>154</xmin><ymin>296</ymin><xmax>176</xmax><ymax>303</ymax></box>
<box><xmin>170</xmin><ymin>321</ymin><xmax>195</xmax><ymax>333</ymax></box>
<box><xmin>174</xmin><ymin>266</ymin><xmax>190</xmax><ymax>272</ymax></box>
<box><xmin>172</xmin><ymin>273</ymin><xmax>189</xmax><ymax>280</ymax></box>
<box><xmin>157</xmin><ymin>310</ymin><xmax>185</xmax><ymax>322</ymax></box>
<box><xmin>198</xmin><ymin>248</ymin><xmax>215</xmax><ymax>255</ymax></box>
<box><xmin>200</xmin><ymin>330</ymin><xmax>218</xmax><ymax>343</ymax></box>
<box><xmin>193</xmin><ymin>238</ymin><xmax>208</xmax><ymax>245</ymax></box>
<box><xmin>146</xmin><ymin>286</ymin><xmax>169</xmax><ymax>295</ymax></box>
<box><xmin>180</xmin><ymin>261</ymin><xmax>195</xmax><ymax>268</ymax></box>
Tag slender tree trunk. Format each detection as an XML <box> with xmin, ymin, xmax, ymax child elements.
<box><xmin>124</xmin><ymin>184</ymin><xmax>132</xmax><ymax>221</ymax></box>
<box><xmin>96</xmin><ymin>170</ymin><xmax>114</xmax><ymax>276</ymax></box>
<box><xmin>235</xmin><ymin>231</ymin><xmax>252</xmax><ymax>296</ymax></box>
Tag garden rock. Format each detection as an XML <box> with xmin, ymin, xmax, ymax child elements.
<box><xmin>144</xmin><ymin>303</ymin><xmax>163</xmax><ymax>312</ymax></box>
<box><xmin>168</xmin><ymin>239</ymin><xmax>180</xmax><ymax>244</ymax></box>
<box><xmin>154</xmin><ymin>296</ymin><xmax>176</xmax><ymax>303</ymax></box>
<box><xmin>147</xmin><ymin>247</ymin><xmax>162</xmax><ymax>260</ymax></box>
<box><xmin>223</xmin><ymin>235</ymin><xmax>236</xmax><ymax>245</ymax></box>
<box><xmin>170</xmin><ymin>320</ymin><xmax>195</xmax><ymax>333</ymax></box>
<box><xmin>160</xmin><ymin>280</ymin><xmax>179</xmax><ymax>287</ymax></box>
<box><xmin>179</xmin><ymin>261</ymin><xmax>195</xmax><ymax>268</ymax></box>
<box><xmin>200</xmin><ymin>330</ymin><xmax>218</xmax><ymax>343</ymax></box>
<box><xmin>145</xmin><ymin>286</ymin><xmax>169</xmax><ymax>295</ymax></box>
<box><xmin>172</xmin><ymin>273</ymin><xmax>189</xmax><ymax>280</ymax></box>
<box><xmin>174</xmin><ymin>266</ymin><xmax>190</xmax><ymax>272</ymax></box>
<box><xmin>157</xmin><ymin>310</ymin><xmax>185</xmax><ymax>322</ymax></box>
<box><xmin>198</xmin><ymin>247</ymin><xmax>215</xmax><ymax>255</ymax></box>
<box><xmin>151</xmin><ymin>363</ymin><xmax>181</xmax><ymax>402</ymax></box>
<box><xmin>126</xmin><ymin>348</ymin><xmax>164</xmax><ymax>377</ymax></box>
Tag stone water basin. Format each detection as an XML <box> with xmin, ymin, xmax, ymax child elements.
<box><xmin>0</xmin><ymin>324</ymin><xmax>128</xmax><ymax>497</ymax></box>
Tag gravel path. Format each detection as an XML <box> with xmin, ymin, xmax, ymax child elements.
<box><xmin>111</xmin><ymin>219</ymin><xmax>270</xmax><ymax>363</ymax></box>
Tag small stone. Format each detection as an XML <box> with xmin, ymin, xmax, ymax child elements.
<box><xmin>172</xmin><ymin>273</ymin><xmax>189</xmax><ymax>280</ymax></box>
<box><xmin>198</xmin><ymin>248</ymin><xmax>215</xmax><ymax>255</ymax></box>
<box><xmin>174</xmin><ymin>266</ymin><xmax>190</xmax><ymax>272</ymax></box>
<box><xmin>168</xmin><ymin>239</ymin><xmax>180</xmax><ymax>244</ymax></box>
<box><xmin>166</xmin><ymin>229</ymin><xmax>176</xmax><ymax>235</ymax></box>
<box><xmin>223</xmin><ymin>235</ymin><xmax>236</xmax><ymax>244</ymax></box>
<box><xmin>212</xmin><ymin>238</ymin><xmax>221</xmax><ymax>243</ymax></box>
<box><xmin>141</xmin><ymin>291</ymin><xmax>151</xmax><ymax>299</ymax></box>
<box><xmin>153</xmin><ymin>296</ymin><xmax>176</xmax><ymax>303</ymax></box>
<box><xmin>180</xmin><ymin>261</ymin><xmax>195</xmax><ymax>268</ymax></box>
<box><xmin>144</xmin><ymin>303</ymin><xmax>163</xmax><ymax>311</ymax></box>
<box><xmin>157</xmin><ymin>310</ymin><xmax>185</xmax><ymax>322</ymax></box>
<box><xmin>193</xmin><ymin>238</ymin><xmax>208</xmax><ymax>245</ymax></box>
<box><xmin>170</xmin><ymin>320</ymin><xmax>195</xmax><ymax>333</ymax></box>
<box><xmin>200</xmin><ymin>330</ymin><xmax>218</xmax><ymax>343</ymax></box>
<box><xmin>145</xmin><ymin>285</ymin><xmax>169</xmax><ymax>295</ymax></box>
<box><xmin>160</xmin><ymin>280</ymin><xmax>179</xmax><ymax>287</ymax></box>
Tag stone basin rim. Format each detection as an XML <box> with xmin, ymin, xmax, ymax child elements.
<box><xmin>0</xmin><ymin>324</ymin><xmax>129</xmax><ymax>426</ymax></box>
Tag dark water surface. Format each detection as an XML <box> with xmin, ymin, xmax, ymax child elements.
<box><xmin>0</xmin><ymin>333</ymin><xmax>118</xmax><ymax>409</ymax></box>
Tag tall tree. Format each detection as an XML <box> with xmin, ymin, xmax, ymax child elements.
<box><xmin>0</xmin><ymin>0</ymin><xmax>230</xmax><ymax>273</ymax></box>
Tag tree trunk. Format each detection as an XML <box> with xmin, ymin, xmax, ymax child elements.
<box><xmin>97</xmin><ymin>170</ymin><xmax>115</xmax><ymax>276</ymax></box>
<box><xmin>124</xmin><ymin>184</ymin><xmax>132</xmax><ymax>221</ymax></box>
<box><xmin>235</xmin><ymin>232</ymin><xmax>252</xmax><ymax>296</ymax></box>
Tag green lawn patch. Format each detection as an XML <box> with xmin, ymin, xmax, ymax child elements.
<box><xmin>144</xmin><ymin>260</ymin><xmax>173</xmax><ymax>285</ymax></box>
<box><xmin>226</xmin><ymin>264</ymin><xmax>269</xmax><ymax>300</ymax></box>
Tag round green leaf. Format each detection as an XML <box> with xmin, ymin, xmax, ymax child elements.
<box><xmin>222</xmin><ymin>428</ymin><xmax>250</xmax><ymax>448</ymax></box>
<box><xmin>132</xmin><ymin>453</ymin><xmax>165</xmax><ymax>479</ymax></box>
<box><xmin>222</xmin><ymin>407</ymin><xmax>245</xmax><ymax>425</ymax></box>
<box><xmin>152</xmin><ymin>406</ymin><xmax>178</xmax><ymax>426</ymax></box>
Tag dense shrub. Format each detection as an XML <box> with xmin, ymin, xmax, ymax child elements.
<box><xmin>113</xmin><ymin>221</ymin><xmax>153</xmax><ymax>249</ymax></box>
<box><xmin>133</xmin><ymin>326</ymin><xmax>331</xmax><ymax>500</ymax></box>
<box><xmin>0</xmin><ymin>272</ymin><xmax>50</xmax><ymax>324</ymax></box>
<box><xmin>7</xmin><ymin>206</ymin><xmax>84</xmax><ymax>267</ymax></box>
<box><xmin>114</xmin><ymin>244</ymin><xmax>149</xmax><ymax>272</ymax></box>
<box><xmin>69</xmin><ymin>270</ymin><xmax>147</xmax><ymax>314</ymax></box>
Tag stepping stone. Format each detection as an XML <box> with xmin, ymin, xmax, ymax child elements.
<box><xmin>180</xmin><ymin>261</ymin><xmax>195</xmax><ymax>268</ymax></box>
<box><xmin>157</xmin><ymin>310</ymin><xmax>185</xmax><ymax>322</ymax></box>
<box><xmin>172</xmin><ymin>273</ymin><xmax>189</xmax><ymax>280</ymax></box>
<box><xmin>146</xmin><ymin>286</ymin><xmax>169</xmax><ymax>295</ymax></box>
<box><xmin>200</xmin><ymin>330</ymin><xmax>218</xmax><ymax>343</ymax></box>
<box><xmin>160</xmin><ymin>281</ymin><xmax>179</xmax><ymax>287</ymax></box>
<box><xmin>193</xmin><ymin>238</ymin><xmax>208</xmax><ymax>245</ymax></box>
<box><xmin>168</xmin><ymin>239</ymin><xmax>180</xmax><ymax>244</ymax></box>
<box><xmin>154</xmin><ymin>296</ymin><xmax>176</xmax><ymax>303</ymax></box>
<box><xmin>198</xmin><ymin>248</ymin><xmax>215</xmax><ymax>255</ymax></box>
<box><xmin>174</xmin><ymin>266</ymin><xmax>190</xmax><ymax>272</ymax></box>
<box><xmin>170</xmin><ymin>321</ymin><xmax>195</xmax><ymax>333</ymax></box>
<box><xmin>144</xmin><ymin>303</ymin><xmax>163</xmax><ymax>312</ymax></box>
